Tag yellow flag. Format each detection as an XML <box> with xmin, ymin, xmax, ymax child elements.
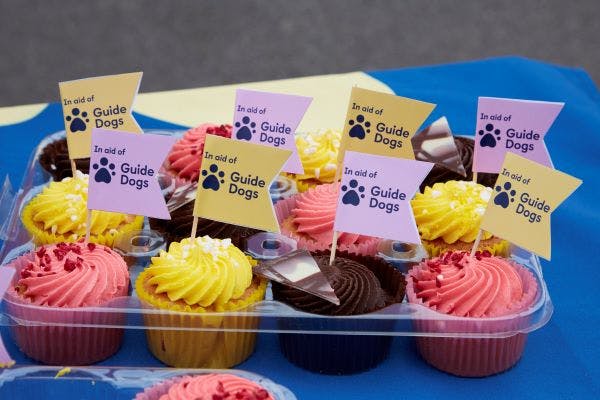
<box><xmin>59</xmin><ymin>72</ymin><xmax>143</xmax><ymax>159</ymax></box>
<box><xmin>481</xmin><ymin>153</ymin><xmax>582</xmax><ymax>259</ymax></box>
<box><xmin>193</xmin><ymin>135</ymin><xmax>291</xmax><ymax>232</ymax></box>
<box><xmin>338</xmin><ymin>87</ymin><xmax>435</xmax><ymax>162</ymax></box>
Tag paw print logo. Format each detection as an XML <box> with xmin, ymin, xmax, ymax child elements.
<box><xmin>493</xmin><ymin>182</ymin><xmax>517</xmax><ymax>209</ymax></box>
<box><xmin>201</xmin><ymin>164</ymin><xmax>225</xmax><ymax>191</ymax></box>
<box><xmin>93</xmin><ymin>157</ymin><xmax>116</xmax><ymax>184</ymax></box>
<box><xmin>341</xmin><ymin>179</ymin><xmax>366</xmax><ymax>206</ymax></box>
<box><xmin>348</xmin><ymin>115</ymin><xmax>371</xmax><ymax>140</ymax></box>
<box><xmin>65</xmin><ymin>108</ymin><xmax>89</xmax><ymax>133</ymax></box>
<box><xmin>478</xmin><ymin>123</ymin><xmax>501</xmax><ymax>148</ymax></box>
<box><xmin>235</xmin><ymin>116</ymin><xmax>256</xmax><ymax>141</ymax></box>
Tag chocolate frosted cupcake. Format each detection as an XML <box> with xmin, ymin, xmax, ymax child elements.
<box><xmin>149</xmin><ymin>200</ymin><xmax>261</xmax><ymax>249</ymax></box>
<box><xmin>39</xmin><ymin>138</ymin><xmax>90</xmax><ymax>181</ymax></box>
<box><xmin>420</xmin><ymin>137</ymin><xmax>498</xmax><ymax>191</ymax></box>
<box><xmin>272</xmin><ymin>251</ymin><xmax>405</xmax><ymax>374</ymax></box>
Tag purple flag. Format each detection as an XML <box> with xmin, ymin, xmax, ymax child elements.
<box><xmin>88</xmin><ymin>129</ymin><xmax>176</xmax><ymax>219</ymax></box>
<box><xmin>473</xmin><ymin>97</ymin><xmax>563</xmax><ymax>173</ymax></box>
<box><xmin>232</xmin><ymin>89</ymin><xmax>312</xmax><ymax>174</ymax></box>
<box><xmin>333</xmin><ymin>151</ymin><xmax>433</xmax><ymax>243</ymax></box>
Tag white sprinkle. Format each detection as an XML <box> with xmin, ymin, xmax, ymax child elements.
<box><xmin>109</xmin><ymin>229</ymin><xmax>118</xmax><ymax>235</ymax></box>
<box><xmin>50</xmin><ymin>164</ymin><xmax>57</xmax><ymax>170</ymax></box>
<box><xmin>449</xmin><ymin>201</ymin><xmax>457</xmax><ymax>210</ymax></box>
<box><xmin>70</xmin><ymin>215</ymin><xmax>78</xmax><ymax>222</ymax></box>
<box><xmin>221</xmin><ymin>238</ymin><xmax>231</xmax><ymax>248</ymax></box>
<box><xmin>323</xmin><ymin>163</ymin><xmax>337</xmax><ymax>172</ymax></box>
<box><xmin>303</xmin><ymin>147</ymin><xmax>317</xmax><ymax>155</ymax></box>
<box><xmin>480</xmin><ymin>189</ymin><xmax>491</xmax><ymax>202</ymax></box>
<box><xmin>430</xmin><ymin>190</ymin><xmax>442</xmax><ymax>198</ymax></box>
<box><xmin>437</xmin><ymin>274</ymin><xmax>444</xmax><ymax>281</ymax></box>
<box><xmin>74</xmin><ymin>184</ymin><xmax>81</xmax><ymax>191</ymax></box>
<box><xmin>51</xmin><ymin>225</ymin><xmax>58</xmax><ymax>234</ymax></box>
<box><xmin>70</xmin><ymin>233</ymin><xmax>78</xmax><ymax>241</ymax></box>
<box><xmin>314</xmin><ymin>167</ymin><xmax>320</xmax><ymax>179</ymax></box>
<box><xmin>474</xmin><ymin>206</ymin><xmax>485</xmax><ymax>216</ymax></box>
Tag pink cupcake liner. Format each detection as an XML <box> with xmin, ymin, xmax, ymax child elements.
<box><xmin>3</xmin><ymin>254</ymin><xmax>127</xmax><ymax>365</ymax></box>
<box><xmin>406</xmin><ymin>262</ymin><xmax>539</xmax><ymax>377</ymax></box>
<box><xmin>274</xmin><ymin>196</ymin><xmax>380</xmax><ymax>256</ymax></box>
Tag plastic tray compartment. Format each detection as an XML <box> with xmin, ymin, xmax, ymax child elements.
<box><xmin>0</xmin><ymin>366</ymin><xmax>296</xmax><ymax>399</ymax></box>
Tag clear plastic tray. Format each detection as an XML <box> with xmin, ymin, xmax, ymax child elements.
<box><xmin>0</xmin><ymin>366</ymin><xmax>296</xmax><ymax>399</ymax></box>
<box><xmin>0</xmin><ymin>130</ymin><xmax>553</xmax><ymax>339</ymax></box>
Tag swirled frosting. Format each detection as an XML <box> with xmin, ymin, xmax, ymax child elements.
<box><xmin>142</xmin><ymin>373</ymin><xmax>273</xmax><ymax>400</ymax></box>
<box><xmin>24</xmin><ymin>171</ymin><xmax>134</xmax><ymax>239</ymax></box>
<box><xmin>39</xmin><ymin>138</ymin><xmax>90</xmax><ymax>181</ymax></box>
<box><xmin>144</xmin><ymin>236</ymin><xmax>252</xmax><ymax>307</ymax></box>
<box><xmin>407</xmin><ymin>251</ymin><xmax>538</xmax><ymax>317</ymax></box>
<box><xmin>167</xmin><ymin>124</ymin><xmax>232</xmax><ymax>181</ymax></box>
<box><xmin>13</xmin><ymin>242</ymin><xmax>129</xmax><ymax>307</ymax></box>
<box><xmin>149</xmin><ymin>201</ymin><xmax>260</xmax><ymax>248</ymax></box>
<box><xmin>273</xmin><ymin>253</ymin><xmax>399</xmax><ymax>316</ymax></box>
<box><xmin>294</xmin><ymin>129</ymin><xmax>341</xmax><ymax>182</ymax></box>
<box><xmin>420</xmin><ymin>137</ymin><xmax>498</xmax><ymax>191</ymax></box>
<box><xmin>291</xmin><ymin>183</ymin><xmax>363</xmax><ymax>246</ymax></box>
<box><xmin>411</xmin><ymin>180</ymin><xmax>493</xmax><ymax>243</ymax></box>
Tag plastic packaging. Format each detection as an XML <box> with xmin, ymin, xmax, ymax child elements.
<box><xmin>0</xmin><ymin>366</ymin><xmax>296</xmax><ymax>399</ymax></box>
<box><xmin>0</xmin><ymin>130</ymin><xmax>554</xmax><ymax>371</ymax></box>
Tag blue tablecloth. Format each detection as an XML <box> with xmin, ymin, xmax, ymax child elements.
<box><xmin>1</xmin><ymin>56</ymin><xmax>598</xmax><ymax>399</ymax></box>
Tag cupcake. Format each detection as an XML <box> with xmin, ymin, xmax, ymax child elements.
<box><xmin>406</xmin><ymin>250</ymin><xmax>539</xmax><ymax>376</ymax></box>
<box><xmin>165</xmin><ymin>123</ymin><xmax>232</xmax><ymax>184</ymax></box>
<box><xmin>4</xmin><ymin>241</ymin><xmax>129</xmax><ymax>365</ymax></box>
<box><xmin>39</xmin><ymin>137</ymin><xmax>90</xmax><ymax>181</ymax></box>
<box><xmin>419</xmin><ymin>137</ymin><xmax>498</xmax><ymax>191</ymax></box>
<box><xmin>411</xmin><ymin>180</ymin><xmax>509</xmax><ymax>257</ymax></box>
<box><xmin>21</xmin><ymin>171</ymin><xmax>144</xmax><ymax>246</ymax></box>
<box><xmin>272</xmin><ymin>251</ymin><xmax>405</xmax><ymax>374</ymax></box>
<box><xmin>135</xmin><ymin>236</ymin><xmax>267</xmax><ymax>368</ymax></box>
<box><xmin>275</xmin><ymin>183</ymin><xmax>380</xmax><ymax>256</ymax></box>
<box><xmin>135</xmin><ymin>373</ymin><xmax>275</xmax><ymax>400</ymax></box>
<box><xmin>148</xmin><ymin>198</ymin><xmax>260</xmax><ymax>249</ymax></box>
<box><xmin>287</xmin><ymin>129</ymin><xmax>341</xmax><ymax>192</ymax></box>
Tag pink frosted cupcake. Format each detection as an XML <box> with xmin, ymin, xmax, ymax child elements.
<box><xmin>274</xmin><ymin>183</ymin><xmax>380</xmax><ymax>256</ymax></box>
<box><xmin>135</xmin><ymin>373</ymin><xmax>275</xmax><ymax>400</ymax></box>
<box><xmin>165</xmin><ymin>123</ymin><xmax>232</xmax><ymax>184</ymax></box>
<box><xmin>4</xmin><ymin>241</ymin><xmax>129</xmax><ymax>365</ymax></box>
<box><xmin>406</xmin><ymin>250</ymin><xmax>539</xmax><ymax>377</ymax></box>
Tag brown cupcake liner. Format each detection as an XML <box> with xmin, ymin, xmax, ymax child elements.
<box><xmin>273</xmin><ymin>251</ymin><xmax>405</xmax><ymax>374</ymax></box>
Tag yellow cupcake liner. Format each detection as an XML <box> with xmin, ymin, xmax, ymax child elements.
<box><xmin>423</xmin><ymin>237</ymin><xmax>510</xmax><ymax>258</ymax></box>
<box><xmin>21</xmin><ymin>202</ymin><xmax>143</xmax><ymax>247</ymax></box>
<box><xmin>136</xmin><ymin>274</ymin><xmax>267</xmax><ymax>368</ymax></box>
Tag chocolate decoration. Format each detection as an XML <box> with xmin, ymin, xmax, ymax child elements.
<box><xmin>413</xmin><ymin>117</ymin><xmax>466</xmax><ymax>177</ymax></box>
<box><xmin>39</xmin><ymin>138</ymin><xmax>90</xmax><ymax>181</ymax></box>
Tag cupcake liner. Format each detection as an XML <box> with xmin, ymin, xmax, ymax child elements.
<box><xmin>21</xmin><ymin>202</ymin><xmax>144</xmax><ymax>247</ymax></box>
<box><xmin>422</xmin><ymin>236</ymin><xmax>510</xmax><ymax>258</ymax></box>
<box><xmin>4</xmin><ymin>254</ymin><xmax>127</xmax><ymax>365</ymax></box>
<box><xmin>273</xmin><ymin>252</ymin><xmax>405</xmax><ymax>375</ymax></box>
<box><xmin>136</xmin><ymin>274</ymin><xmax>267</xmax><ymax>368</ymax></box>
<box><xmin>406</xmin><ymin>261</ymin><xmax>539</xmax><ymax>377</ymax></box>
<box><xmin>274</xmin><ymin>196</ymin><xmax>380</xmax><ymax>256</ymax></box>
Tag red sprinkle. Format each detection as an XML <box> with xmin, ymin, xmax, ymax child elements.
<box><xmin>64</xmin><ymin>259</ymin><xmax>77</xmax><ymax>272</ymax></box>
<box><xmin>20</xmin><ymin>270</ymin><xmax>31</xmax><ymax>279</ymax></box>
<box><xmin>87</xmin><ymin>243</ymin><xmax>96</xmax><ymax>252</ymax></box>
<box><xmin>35</xmin><ymin>247</ymin><xmax>46</xmax><ymax>258</ymax></box>
<box><xmin>256</xmin><ymin>389</ymin><xmax>270</xmax><ymax>399</ymax></box>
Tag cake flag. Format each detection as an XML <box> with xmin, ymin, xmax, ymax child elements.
<box><xmin>232</xmin><ymin>89</ymin><xmax>311</xmax><ymax>174</ymax></box>
<box><xmin>479</xmin><ymin>153</ymin><xmax>581</xmax><ymax>260</ymax></box>
<box><xmin>59</xmin><ymin>72</ymin><xmax>143</xmax><ymax>161</ymax></box>
<box><xmin>473</xmin><ymin>97</ymin><xmax>563</xmax><ymax>174</ymax></box>
<box><xmin>87</xmin><ymin>129</ymin><xmax>176</xmax><ymax>220</ymax></box>
<box><xmin>412</xmin><ymin>116</ymin><xmax>467</xmax><ymax>176</ymax></box>
<box><xmin>337</xmin><ymin>87</ymin><xmax>435</xmax><ymax>164</ymax></box>
<box><xmin>192</xmin><ymin>135</ymin><xmax>291</xmax><ymax>233</ymax></box>
<box><xmin>0</xmin><ymin>267</ymin><xmax>16</xmax><ymax>368</ymax></box>
<box><xmin>333</xmin><ymin>151</ymin><xmax>433</xmax><ymax>243</ymax></box>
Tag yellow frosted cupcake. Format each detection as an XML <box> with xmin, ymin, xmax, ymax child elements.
<box><xmin>288</xmin><ymin>128</ymin><xmax>341</xmax><ymax>192</ymax></box>
<box><xmin>135</xmin><ymin>236</ymin><xmax>267</xmax><ymax>368</ymax></box>
<box><xmin>21</xmin><ymin>171</ymin><xmax>143</xmax><ymax>246</ymax></box>
<box><xmin>411</xmin><ymin>181</ymin><xmax>509</xmax><ymax>257</ymax></box>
